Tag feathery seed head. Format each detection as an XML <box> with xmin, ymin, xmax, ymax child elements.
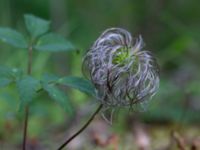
<box><xmin>83</xmin><ymin>28</ymin><xmax>159</xmax><ymax>110</ymax></box>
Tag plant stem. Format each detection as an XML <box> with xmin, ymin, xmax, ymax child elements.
<box><xmin>22</xmin><ymin>45</ymin><xmax>33</xmax><ymax>150</ymax></box>
<box><xmin>27</xmin><ymin>45</ymin><xmax>33</xmax><ymax>75</ymax></box>
<box><xmin>23</xmin><ymin>106</ymin><xmax>29</xmax><ymax>150</ymax></box>
<box><xmin>57</xmin><ymin>104</ymin><xmax>103</xmax><ymax>150</ymax></box>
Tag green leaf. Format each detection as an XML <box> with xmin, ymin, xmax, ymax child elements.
<box><xmin>0</xmin><ymin>78</ymin><xmax>12</xmax><ymax>87</ymax></box>
<box><xmin>0</xmin><ymin>27</ymin><xmax>28</xmax><ymax>48</ymax></box>
<box><xmin>0</xmin><ymin>66</ymin><xmax>23</xmax><ymax>88</ymax></box>
<box><xmin>0</xmin><ymin>66</ymin><xmax>13</xmax><ymax>78</ymax></box>
<box><xmin>24</xmin><ymin>14</ymin><xmax>50</xmax><ymax>38</ymax></box>
<box><xmin>35</xmin><ymin>33</ymin><xmax>75</xmax><ymax>52</ymax></box>
<box><xmin>43</xmin><ymin>84</ymin><xmax>73</xmax><ymax>113</ymax></box>
<box><xmin>57</xmin><ymin>76</ymin><xmax>96</xmax><ymax>96</ymax></box>
<box><xmin>17</xmin><ymin>76</ymin><xmax>40</xmax><ymax>109</ymax></box>
<box><xmin>10</xmin><ymin>68</ymin><xmax>23</xmax><ymax>81</ymax></box>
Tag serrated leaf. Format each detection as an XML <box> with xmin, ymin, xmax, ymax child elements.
<box><xmin>43</xmin><ymin>84</ymin><xmax>73</xmax><ymax>113</ymax></box>
<box><xmin>24</xmin><ymin>14</ymin><xmax>50</xmax><ymax>38</ymax></box>
<box><xmin>0</xmin><ymin>27</ymin><xmax>28</xmax><ymax>48</ymax></box>
<box><xmin>35</xmin><ymin>33</ymin><xmax>75</xmax><ymax>52</ymax></box>
<box><xmin>0</xmin><ymin>66</ymin><xmax>23</xmax><ymax>88</ymax></box>
<box><xmin>57</xmin><ymin>76</ymin><xmax>95</xmax><ymax>96</ymax></box>
<box><xmin>17</xmin><ymin>76</ymin><xmax>40</xmax><ymax>109</ymax></box>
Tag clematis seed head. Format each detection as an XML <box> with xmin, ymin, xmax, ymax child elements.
<box><xmin>83</xmin><ymin>28</ymin><xmax>159</xmax><ymax>110</ymax></box>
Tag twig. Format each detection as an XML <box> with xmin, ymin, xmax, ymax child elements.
<box><xmin>57</xmin><ymin>104</ymin><xmax>103</xmax><ymax>150</ymax></box>
<box><xmin>22</xmin><ymin>45</ymin><xmax>33</xmax><ymax>150</ymax></box>
<box><xmin>172</xmin><ymin>131</ymin><xmax>186</xmax><ymax>150</ymax></box>
<box><xmin>22</xmin><ymin>107</ymin><xmax>29</xmax><ymax>150</ymax></box>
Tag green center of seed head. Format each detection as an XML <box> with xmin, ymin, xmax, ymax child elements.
<box><xmin>112</xmin><ymin>47</ymin><xmax>130</xmax><ymax>66</ymax></box>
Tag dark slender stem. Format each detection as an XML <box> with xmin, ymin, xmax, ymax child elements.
<box><xmin>22</xmin><ymin>45</ymin><xmax>33</xmax><ymax>150</ymax></box>
<box><xmin>57</xmin><ymin>104</ymin><xmax>103</xmax><ymax>150</ymax></box>
<box><xmin>23</xmin><ymin>106</ymin><xmax>29</xmax><ymax>150</ymax></box>
<box><xmin>27</xmin><ymin>45</ymin><xmax>33</xmax><ymax>75</ymax></box>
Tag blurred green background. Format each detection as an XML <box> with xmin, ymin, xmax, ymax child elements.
<box><xmin>0</xmin><ymin>0</ymin><xmax>199</xmax><ymax>149</ymax></box>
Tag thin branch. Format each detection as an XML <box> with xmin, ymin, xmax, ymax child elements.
<box><xmin>57</xmin><ymin>104</ymin><xmax>103</xmax><ymax>150</ymax></box>
<box><xmin>171</xmin><ymin>131</ymin><xmax>186</xmax><ymax>150</ymax></box>
<box><xmin>22</xmin><ymin>106</ymin><xmax>29</xmax><ymax>150</ymax></box>
<box><xmin>22</xmin><ymin>45</ymin><xmax>33</xmax><ymax>150</ymax></box>
<box><xmin>27</xmin><ymin>45</ymin><xmax>33</xmax><ymax>75</ymax></box>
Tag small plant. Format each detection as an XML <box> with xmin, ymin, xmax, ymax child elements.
<box><xmin>0</xmin><ymin>14</ymin><xmax>95</xmax><ymax>150</ymax></box>
<box><xmin>0</xmin><ymin>15</ymin><xmax>159</xmax><ymax>150</ymax></box>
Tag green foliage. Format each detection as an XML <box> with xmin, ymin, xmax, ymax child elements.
<box><xmin>0</xmin><ymin>14</ymin><xmax>91</xmax><ymax>114</ymax></box>
<box><xmin>0</xmin><ymin>66</ymin><xmax>22</xmax><ymax>87</ymax></box>
<box><xmin>24</xmin><ymin>14</ymin><xmax>50</xmax><ymax>38</ymax></box>
<box><xmin>0</xmin><ymin>78</ymin><xmax>11</xmax><ymax>87</ymax></box>
<box><xmin>17</xmin><ymin>76</ymin><xmax>40</xmax><ymax>108</ymax></box>
<box><xmin>0</xmin><ymin>66</ymin><xmax>13</xmax><ymax>87</ymax></box>
<box><xmin>41</xmin><ymin>74</ymin><xmax>95</xmax><ymax>96</ymax></box>
<box><xmin>35</xmin><ymin>33</ymin><xmax>75</xmax><ymax>52</ymax></box>
<box><xmin>0</xmin><ymin>27</ymin><xmax>28</xmax><ymax>48</ymax></box>
<box><xmin>43</xmin><ymin>84</ymin><xmax>73</xmax><ymax>114</ymax></box>
<box><xmin>0</xmin><ymin>14</ymin><xmax>75</xmax><ymax>52</ymax></box>
<box><xmin>58</xmin><ymin>76</ymin><xmax>96</xmax><ymax>96</ymax></box>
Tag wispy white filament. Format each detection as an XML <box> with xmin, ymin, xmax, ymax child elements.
<box><xmin>83</xmin><ymin>28</ymin><xmax>159</xmax><ymax>110</ymax></box>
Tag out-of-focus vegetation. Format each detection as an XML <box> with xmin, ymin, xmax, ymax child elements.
<box><xmin>0</xmin><ymin>0</ymin><xmax>199</xmax><ymax>149</ymax></box>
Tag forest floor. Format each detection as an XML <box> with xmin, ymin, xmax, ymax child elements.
<box><xmin>1</xmin><ymin>118</ymin><xmax>199</xmax><ymax>150</ymax></box>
